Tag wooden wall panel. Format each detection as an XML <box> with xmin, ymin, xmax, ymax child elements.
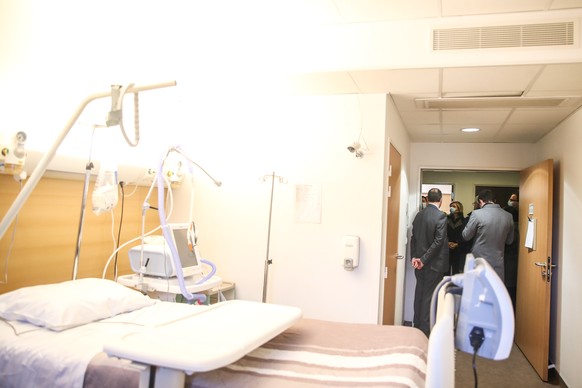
<box><xmin>0</xmin><ymin>174</ymin><xmax>162</xmax><ymax>293</ymax></box>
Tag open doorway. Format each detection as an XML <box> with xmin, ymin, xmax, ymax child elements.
<box><xmin>403</xmin><ymin>169</ymin><xmax>520</xmax><ymax>326</ymax></box>
<box><xmin>421</xmin><ymin>169</ymin><xmax>520</xmax><ymax>216</ymax></box>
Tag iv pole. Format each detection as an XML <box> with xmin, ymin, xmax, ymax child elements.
<box><xmin>0</xmin><ymin>81</ymin><xmax>177</xmax><ymax>275</ymax></box>
<box><xmin>261</xmin><ymin>172</ymin><xmax>286</xmax><ymax>303</ymax></box>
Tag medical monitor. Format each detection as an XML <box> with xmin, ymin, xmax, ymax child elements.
<box><xmin>455</xmin><ymin>254</ymin><xmax>514</xmax><ymax>360</ymax></box>
<box><xmin>128</xmin><ymin>223</ymin><xmax>204</xmax><ymax>278</ymax></box>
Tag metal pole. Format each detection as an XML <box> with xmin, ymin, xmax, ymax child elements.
<box><xmin>72</xmin><ymin>162</ymin><xmax>94</xmax><ymax>280</ymax></box>
<box><xmin>262</xmin><ymin>172</ymin><xmax>276</xmax><ymax>303</ymax></box>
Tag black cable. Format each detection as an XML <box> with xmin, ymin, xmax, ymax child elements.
<box><xmin>113</xmin><ymin>181</ymin><xmax>125</xmax><ymax>281</ymax></box>
<box><xmin>472</xmin><ymin>349</ymin><xmax>479</xmax><ymax>388</ymax></box>
<box><xmin>469</xmin><ymin>326</ymin><xmax>485</xmax><ymax>388</ymax></box>
<box><xmin>149</xmin><ymin>366</ymin><xmax>156</xmax><ymax>388</ymax></box>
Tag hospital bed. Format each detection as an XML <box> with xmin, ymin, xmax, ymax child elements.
<box><xmin>0</xmin><ymin>278</ymin><xmax>428</xmax><ymax>388</ymax></box>
<box><xmin>0</xmin><ymin>254</ymin><xmax>512</xmax><ymax>388</ymax></box>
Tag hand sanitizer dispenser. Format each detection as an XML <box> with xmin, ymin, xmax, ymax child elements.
<box><xmin>343</xmin><ymin>235</ymin><xmax>360</xmax><ymax>271</ymax></box>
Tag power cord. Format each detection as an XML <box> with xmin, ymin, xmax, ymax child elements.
<box><xmin>470</xmin><ymin>326</ymin><xmax>485</xmax><ymax>388</ymax></box>
<box><xmin>113</xmin><ymin>181</ymin><xmax>126</xmax><ymax>281</ymax></box>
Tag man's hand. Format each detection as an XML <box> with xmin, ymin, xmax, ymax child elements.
<box><xmin>411</xmin><ymin>258</ymin><xmax>424</xmax><ymax>270</ymax></box>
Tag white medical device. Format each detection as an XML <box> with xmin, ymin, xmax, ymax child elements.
<box><xmin>426</xmin><ymin>254</ymin><xmax>514</xmax><ymax>386</ymax></box>
<box><xmin>429</xmin><ymin>253</ymin><xmax>514</xmax><ymax>360</ymax></box>
<box><xmin>454</xmin><ymin>254</ymin><xmax>514</xmax><ymax>360</ymax></box>
<box><xmin>342</xmin><ymin>235</ymin><xmax>360</xmax><ymax>271</ymax></box>
<box><xmin>129</xmin><ymin>223</ymin><xmax>203</xmax><ymax>278</ymax></box>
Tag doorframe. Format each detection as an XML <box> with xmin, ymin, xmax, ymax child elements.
<box><xmin>403</xmin><ymin>166</ymin><xmax>521</xmax><ymax>326</ymax></box>
<box><xmin>378</xmin><ymin>141</ymin><xmax>407</xmax><ymax>325</ymax></box>
<box><xmin>381</xmin><ymin>143</ymin><xmax>401</xmax><ymax>325</ymax></box>
<box><xmin>410</xmin><ymin>165</ymin><xmax>556</xmax><ymax>379</ymax></box>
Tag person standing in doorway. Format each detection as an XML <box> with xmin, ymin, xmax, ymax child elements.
<box><xmin>461</xmin><ymin>195</ymin><xmax>480</xmax><ymax>252</ymax></box>
<box><xmin>447</xmin><ymin>200</ymin><xmax>468</xmax><ymax>274</ymax></box>
<box><xmin>421</xmin><ymin>195</ymin><xmax>428</xmax><ymax>209</ymax></box>
<box><xmin>411</xmin><ymin>188</ymin><xmax>449</xmax><ymax>337</ymax></box>
<box><xmin>503</xmin><ymin>193</ymin><xmax>520</xmax><ymax>310</ymax></box>
<box><xmin>504</xmin><ymin>193</ymin><xmax>519</xmax><ymax>222</ymax></box>
<box><xmin>462</xmin><ymin>189</ymin><xmax>514</xmax><ymax>281</ymax></box>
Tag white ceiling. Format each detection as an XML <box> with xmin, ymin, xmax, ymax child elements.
<box><xmin>283</xmin><ymin>0</ymin><xmax>582</xmax><ymax>143</ymax></box>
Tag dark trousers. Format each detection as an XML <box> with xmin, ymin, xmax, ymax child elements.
<box><xmin>413</xmin><ymin>267</ymin><xmax>444</xmax><ymax>337</ymax></box>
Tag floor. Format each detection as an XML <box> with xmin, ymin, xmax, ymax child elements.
<box><xmin>454</xmin><ymin>344</ymin><xmax>568</xmax><ymax>388</ymax></box>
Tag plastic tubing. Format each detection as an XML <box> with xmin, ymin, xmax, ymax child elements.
<box><xmin>185</xmin><ymin>161</ymin><xmax>217</xmax><ymax>285</ymax></box>
<box><xmin>157</xmin><ymin>148</ymin><xmax>207</xmax><ymax>303</ymax></box>
<box><xmin>199</xmin><ymin>258</ymin><xmax>216</xmax><ymax>282</ymax></box>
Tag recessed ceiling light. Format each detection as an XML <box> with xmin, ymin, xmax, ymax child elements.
<box><xmin>461</xmin><ymin>127</ymin><xmax>480</xmax><ymax>133</ymax></box>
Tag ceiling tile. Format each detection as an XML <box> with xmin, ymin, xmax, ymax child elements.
<box><xmin>406</xmin><ymin>124</ymin><xmax>442</xmax><ymax>135</ymax></box>
<box><xmin>496</xmin><ymin>124</ymin><xmax>551</xmax><ymax>143</ymax></box>
<box><xmin>442</xmin><ymin>0</ymin><xmax>549</xmax><ymax>16</ymax></box>
<box><xmin>442</xmin><ymin>66</ymin><xmax>542</xmax><ymax>95</ymax></box>
<box><xmin>399</xmin><ymin>110</ymin><xmax>441</xmax><ymax>124</ymax></box>
<box><xmin>334</xmin><ymin>0</ymin><xmax>442</xmax><ymax>22</ymax></box>
<box><xmin>441</xmin><ymin>110</ymin><xmax>511</xmax><ymax>124</ymax></box>
<box><xmin>529</xmin><ymin>63</ymin><xmax>582</xmax><ymax>93</ymax></box>
<box><xmin>353</xmin><ymin>68</ymin><xmax>440</xmax><ymax>94</ymax></box>
<box><xmin>507</xmin><ymin>108</ymin><xmax>576</xmax><ymax>125</ymax></box>
<box><xmin>283</xmin><ymin>72</ymin><xmax>358</xmax><ymax>94</ymax></box>
<box><xmin>550</xmin><ymin>0</ymin><xmax>582</xmax><ymax>10</ymax></box>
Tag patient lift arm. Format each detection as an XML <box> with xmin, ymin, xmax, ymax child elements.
<box><xmin>0</xmin><ymin>81</ymin><xmax>176</xmax><ymax>244</ymax></box>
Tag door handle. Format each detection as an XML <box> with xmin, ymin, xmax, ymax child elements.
<box><xmin>534</xmin><ymin>262</ymin><xmax>548</xmax><ymax>279</ymax></box>
<box><xmin>396</xmin><ymin>255</ymin><xmax>404</xmax><ymax>260</ymax></box>
<box><xmin>534</xmin><ymin>259</ymin><xmax>557</xmax><ymax>282</ymax></box>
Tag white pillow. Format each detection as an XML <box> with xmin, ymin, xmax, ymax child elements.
<box><xmin>0</xmin><ymin>278</ymin><xmax>155</xmax><ymax>331</ymax></box>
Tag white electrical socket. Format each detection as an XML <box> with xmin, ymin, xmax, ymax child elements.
<box><xmin>143</xmin><ymin>166</ymin><xmax>183</xmax><ymax>187</ymax></box>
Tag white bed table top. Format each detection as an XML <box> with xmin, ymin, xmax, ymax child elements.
<box><xmin>103</xmin><ymin>299</ymin><xmax>302</xmax><ymax>374</ymax></box>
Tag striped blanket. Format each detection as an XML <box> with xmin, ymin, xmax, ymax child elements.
<box><xmin>186</xmin><ymin>318</ymin><xmax>428</xmax><ymax>387</ymax></box>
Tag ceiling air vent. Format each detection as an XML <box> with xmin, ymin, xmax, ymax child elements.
<box><xmin>415</xmin><ymin>96</ymin><xmax>581</xmax><ymax>109</ymax></box>
<box><xmin>433</xmin><ymin>21</ymin><xmax>574</xmax><ymax>50</ymax></box>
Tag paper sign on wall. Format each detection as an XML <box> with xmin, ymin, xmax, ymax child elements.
<box><xmin>294</xmin><ymin>184</ymin><xmax>322</xmax><ymax>223</ymax></box>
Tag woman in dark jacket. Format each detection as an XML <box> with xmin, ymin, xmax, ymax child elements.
<box><xmin>447</xmin><ymin>201</ymin><xmax>469</xmax><ymax>274</ymax></box>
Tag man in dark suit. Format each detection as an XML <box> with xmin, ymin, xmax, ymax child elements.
<box><xmin>411</xmin><ymin>188</ymin><xmax>449</xmax><ymax>337</ymax></box>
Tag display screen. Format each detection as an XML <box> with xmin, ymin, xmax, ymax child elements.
<box><xmin>172</xmin><ymin>227</ymin><xmax>199</xmax><ymax>268</ymax></box>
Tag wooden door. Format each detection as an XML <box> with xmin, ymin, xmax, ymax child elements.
<box><xmin>515</xmin><ymin>159</ymin><xmax>554</xmax><ymax>381</ymax></box>
<box><xmin>382</xmin><ymin>143</ymin><xmax>401</xmax><ymax>325</ymax></box>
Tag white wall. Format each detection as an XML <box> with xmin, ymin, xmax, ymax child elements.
<box><xmin>535</xmin><ymin>109</ymin><xmax>582</xmax><ymax>388</ymax></box>
<box><xmin>170</xmin><ymin>94</ymin><xmax>392</xmax><ymax>324</ymax></box>
<box><xmin>172</xmin><ymin>94</ymin><xmax>413</xmax><ymax>326</ymax></box>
